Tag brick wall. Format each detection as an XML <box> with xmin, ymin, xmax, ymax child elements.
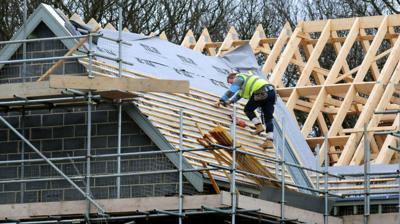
<box><xmin>0</xmin><ymin>22</ymin><xmax>200</xmax><ymax>204</ymax></box>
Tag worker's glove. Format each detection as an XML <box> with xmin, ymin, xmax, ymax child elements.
<box><xmin>220</xmin><ymin>99</ymin><xmax>230</xmax><ymax>107</ymax></box>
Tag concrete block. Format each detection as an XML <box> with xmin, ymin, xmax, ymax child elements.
<box><xmin>93</xmin><ymin>148</ymin><xmax>115</xmax><ymax>155</ymax></box>
<box><xmin>92</xmin><ymin>136</ymin><xmax>107</xmax><ymax>149</ymax></box>
<box><xmin>0</xmin><ymin>116</ymin><xmax>19</xmax><ymax>129</ymax></box>
<box><xmin>0</xmin><ymin>166</ymin><xmax>18</xmax><ymax>179</ymax></box>
<box><xmin>140</xmin><ymin>174</ymin><xmax>162</xmax><ymax>184</ymax></box>
<box><xmin>62</xmin><ymin>163</ymin><xmax>84</xmax><ymax>175</ymax></box>
<box><xmin>120</xmin><ymin>186</ymin><xmax>131</xmax><ymax>198</ymax></box>
<box><xmin>121</xmin><ymin>146</ymin><xmax>140</xmax><ymax>153</ymax></box>
<box><xmin>0</xmin><ymin>192</ymin><xmax>16</xmax><ymax>204</ymax></box>
<box><xmin>91</xmin><ymin>187</ymin><xmax>109</xmax><ymax>199</ymax></box>
<box><xmin>43</xmin><ymin>114</ymin><xmax>63</xmax><ymax>126</ymax></box>
<box><xmin>26</xmin><ymin>181</ymin><xmax>49</xmax><ymax>190</ymax></box>
<box><xmin>129</xmin><ymin>134</ymin><xmax>152</xmax><ymax>146</ymax></box>
<box><xmin>91</xmin><ymin>161</ymin><xmax>107</xmax><ymax>174</ymax></box>
<box><xmin>23</xmin><ymin>165</ymin><xmax>40</xmax><ymax>177</ymax></box>
<box><xmin>108</xmin><ymin>111</ymin><xmax>131</xmax><ymax>122</ymax></box>
<box><xmin>0</xmin><ymin>141</ymin><xmax>18</xmax><ymax>153</ymax></box>
<box><xmin>97</xmin><ymin>123</ymin><xmax>118</xmax><ymax>135</ymax></box>
<box><xmin>64</xmin><ymin>137</ymin><xmax>85</xmax><ymax>150</ymax></box>
<box><xmin>0</xmin><ymin>130</ymin><xmax>8</xmax><ymax>142</ymax></box>
<box><xmin>23</xmin><ymin>115</ymin><xmax>42</xmax><ymax>127</ymax></box>
<box><xmin>162</xmin><ymin>173</ymin><xmax>179</xmax><ymax>183</ymax></box>
<box><xmin>41</xmin><ymin>138</ymin><xmax>62</xmax><ymax>151</ymax></box>
<box><xmin>106</xmin><ymin>161</ymin><xmax>117</xmax><ymax>173</ymax></box>
<box><xmin>64</xmin><ymin>113</ymin><xmax>85</xmax><ymax>125</ymax></box>
<box><xmin>64</xmin><ymin>189</ymin><xmax>85</xmax><ymax>201</ymax></box>
<box><xmin>53</xmin><ymin>126</ymin><xmax>74</xmax><ymax>138</ymax></box>
<box><xmin>131</xmin><ymin>184</ymin><xmax>154</xmax><ymax>197</ymax></box>
<box><xmin>95</xmin><ymin>104</ymin><xmax>114</xmax><ymax>111</ymax></box>
<box><xmin>40</xmin><ymin>165</ymin><xmax>58</xmax><ymax>177</ymax></box>
<box><xmin>9</xmin><ymin>128</ymin><xmax>25</xmax><ymax>141</ymax></box>
<box><xmin>64</xmin><ymin>62</ymin><xmax>85</xmax><ymax>74</ymax></box>
<box><xmin>107</xmin><ymin>135</ymin><xmax>130</xmax><ymax>148</ymax></box>
<box><xmin>4</xmin><ymin>182</ymin><xmax>21</xmax><ymax>191</ymax></box>
<box><xmin>30</xmin><ymin>127</ymin><xmax>52</xmax><ymax>139</ymax></box>
<box><xmin>18</xmin><ymin>191</ymin><xmax>39</xmax><ymax>203</ymax></box>
<box><xmin>50</xmin><ymin>180</ymin><xmax>70</xmax><ymax>189</ymax></box>
<box><xmin>121</xmin><ymin>176</ymin><xmax>140</xmax><ymax>185</ymax></box>
<box><xmin>95</xmin><ymin>177</ymin><xmax>116</xmax><ymax>186</ymax></box>
<box><xmin>91</xmin><ymin>111</ymin><xmax>108</xmax><ymax>123</ymax></box>
<box><xmin>154</xmin><ymin>183</ymin><xmax>177</xmax><ymax>196</ymax></box>
<box><xmin>74</xmin><ymin>124</ymin><xmax>95</xmax><ymax>137</ymax></box>
<box><xmin>7</xmin><ymin>153</ymin><xmax>22</xmax><ymax>160</ymax></box>
<box><xmin>42</xmin><ymin>189</ymin><xmax>63</xmax><ymax>202</ymax></box>
<box><xmin>121</xmin><ymin>123</ymin><xmax>140</xmax><ymax>134</ymax></box>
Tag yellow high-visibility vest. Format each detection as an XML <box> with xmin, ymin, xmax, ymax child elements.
<box><xmin>237</xmin><ymin>73</ymin><xmax>270</xmax><ymax>99</ymax></box>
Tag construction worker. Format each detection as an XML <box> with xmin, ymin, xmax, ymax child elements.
<box><xmin>215</xmin><ymin>71</ymin><xmax>276</xmax><ymax>148</ymax></box>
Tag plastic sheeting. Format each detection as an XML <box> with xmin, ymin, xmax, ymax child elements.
<box><xmin>92</xmin><ymin>29</ymin><xmax>262</xmax><ymax>96</ymax></box>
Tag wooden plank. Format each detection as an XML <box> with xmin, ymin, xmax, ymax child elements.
<box><xmin>0</xmin><ymin>81</ymin><xmax>61</xmax><ymax>99</ymax></box>
<box><xmin>301</xmin><ymin>19</ymin><xmax>360</xmax><ymax>141</ymax></box>
<box><xmin>0</xmin><ymin>194</ymin><xmax>225</xmax><ymax>219</ymax></box>
<box><xmin>338</xmin><ymin>29</ymin><xmax>400</xmax><ymax>165</ymax></box>
<box><xmin>201</xmin><ymin>161</ymin><xmax>221</xmax><ymax>194</ymax></box>
<box><xmin>194</xmin><ymin>28</ymin><xmax>216</xmax><ymax>55</ymax></box>
<box><xmin>217</xmin><ymin>26</ymin><xmax>239</xmax><ymax>56</ymax></box>
<box><xmin>270</xmin><ymin>23</ymin><xmax>303</xmax><ymax>86</ymax></box>
<box><xmin>181</xmin><ymin>29</ymin><xmax>196</xmax><ymax>48</ymax></box>
<box><xmin>249</xmin><ymin>24</ymin><xmax>267</xmax><ymax>51</ymax></box>
<box><xmin>49</xmin><ymin>75</ymin><xmax>190</xmax><ymax>93</ymax></box>
<box><xmin>359</xmin><ymin>28</ymin><xmax>381</xmax><ymax>80</ymax></box>
<box><xmin>321</xmin><ymin>16</ymin><xmax>387</xmax><ymax>161</ymax></box>
<box><xmin>351</xmin><ymin>61</ymin><xmax>400</xmax><ymax>164</ymax></box>
<box><xmin>286</xmin><ymin>20</ymin><xmax>331</xmax><ymax>111</ymax></box>
<box><xmin>262</xmin><ymin>22</ymin><xmax>291</xmax><ymax>76</ymax></box>
<box><xmin>302</xmin><ymin>14</ymin><xmax>400</xmax><ymax>32</ymax></box>
<box><xmin>374</xmin><ymin>116</ymin><xmax>399</xmax><ymax>164</ymax></box>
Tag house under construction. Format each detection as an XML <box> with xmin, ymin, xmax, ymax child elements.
<box><xmin>0</xmin><ymin>3</ymin><xmax>399</xmax><ymax>224</ymax></box>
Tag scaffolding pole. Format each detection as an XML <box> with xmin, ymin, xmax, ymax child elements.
<box><xmin>364</xmin><ymin>123</ymin><xmax>370</xmax><ymax>224</ymax></box>
<box><xmin>85</xmin><ymin>92</ymin><xmax>93</xmax><ymax>222</ymax></box>
<box><xmin>117</xmin><ymin>101</ymin><xmax>122</xmax><ymax>198</ymax></box>
<box><xmin>324</xmin><ymin>134</ymin><xmax>329</xmax><ymax>224</ymax></box>
<box><xmin>280</xmin><ymin>117</ymin><xmax>285</xmax><ymax>223</ymax></box>
<box><xmin>230</xmin><ymin>103</ymin><xmax>237</xmax><ymax>224</ymax></box>
<box><xmin>179</xmin><ymin>109</ymin><xmax>185</xmax><ymax>223</ymax></box>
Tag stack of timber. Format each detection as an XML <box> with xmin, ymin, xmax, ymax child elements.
<box><xmin>205</xmin><ymin>126</ymin><xmax>280</xmax><ymax>188</ymax></box>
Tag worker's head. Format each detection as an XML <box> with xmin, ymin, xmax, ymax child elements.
<box><xmin>227</xmin><ymin>70</ymin><xmax>238</xmax><ymax>84</ymax></box>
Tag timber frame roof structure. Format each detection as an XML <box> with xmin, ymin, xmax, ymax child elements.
<box><xmin>179</xmin><ymin>14</ymin><xmax>400</xmax><ymax>167</ymax></box>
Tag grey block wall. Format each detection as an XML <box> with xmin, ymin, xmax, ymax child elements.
<box><xmin>0</xmin><ymin>22</ymin><xmax>200</xmax><ymax>204</ymax></box>
<box><xmin>0</xmin><ymin>22</ymin><xmax>86</xmax><ymax>83</ymax></box>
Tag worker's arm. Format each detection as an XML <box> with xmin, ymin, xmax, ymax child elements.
<box><xmin>230</xmin><ymin>93</ymin><xmax>242</xmax><ymax>104</ymax></box>
<box><xmin>219</xmin><ymin>77</ymin><xmax>244</xmax><ymax>106</ymax></box>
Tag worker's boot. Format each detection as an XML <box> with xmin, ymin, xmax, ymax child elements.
<box><xmin>260</xmin><ymin>132</ymin><xmax>274</xmax><ymax>149</ymax></box>
<box><xmin>252</xmin><ymin>123</ymin><xmax>264</xmax><ymax>135</ymax></box>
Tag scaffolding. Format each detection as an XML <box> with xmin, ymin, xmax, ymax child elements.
<box><xmin>0</xmin><ymin>2</ymin><xmax>399</xmax><ymax>224</ymax></box>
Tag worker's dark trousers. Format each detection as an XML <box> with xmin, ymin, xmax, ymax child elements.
<box><xmin>244</xmin><ymin>89</ymin><xmax>276</xmax><ymax>133</ymax></box>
